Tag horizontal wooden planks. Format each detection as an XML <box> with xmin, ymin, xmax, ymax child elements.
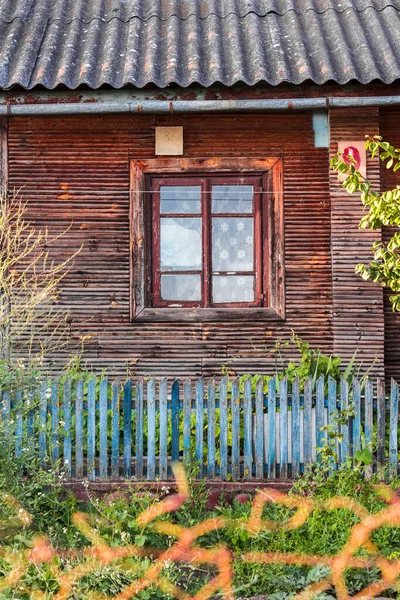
<box><xmin>8</xmin><ymin>112</ymin><xmax>333</xmax><ymax>376</ymax></box>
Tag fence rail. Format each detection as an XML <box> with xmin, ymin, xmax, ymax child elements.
<box><xmin>0</xmin><ymin>376</ymin><xmax>399</xmax><ymax>481</ymax></box>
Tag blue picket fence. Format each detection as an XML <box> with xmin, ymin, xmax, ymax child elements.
<box><xmin>0</xmin><ymin>376</ymin><xmax>399</xmax><ymax>481</ymax></box>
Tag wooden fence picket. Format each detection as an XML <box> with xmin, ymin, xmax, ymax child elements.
<box><xmin>75</xmin><ymin>379</ymin><xmax>84</xmax><ymax>478</ymax></box>
<box><xmin>219</xmin><ymin>377</ymin><xmax>228</xmax><ymax>480</ymax></box>
<box><xmin>365</xmin><ymin>378</ymin><xmax>374</xmax><ymax>479</ymax></box>
<box><xmin>111</xmin><ymin>379</ymin><xmax>119</xmax><ymax>479</ymax></box>
<box><xmin>352</xmin><ymin>377</ymin><xmax>361</xmax><ymax>457</ymax></box>
<box><xmin>207</xmin><ymin>380</ymin><xmax>216</xmax><ymax>479</ymax></box>
<box><xmin>292</xmin><ymin>377</ymin><xmax>300</xmax><ymax>479</ymax></box>
<box><xmin>159</xmin><ymin>378</ymin><xmax>168</xmax><ymax>480</ymax></box>
<box><xmin>255</xmin><ymin>378</ymin><xmax>264</xmax><ymax>479</ymax></box>
<box><xmin>195</xmin><ymin>378</ymin><xmax>204</xmax><ymax>478</ymax></box>
<box><xmin>377</xmin><ymin>378</ymin><xmax>385</xmax><ymax>467</ymax></box>
<box><xmin>63</xmin><ymin>379</ymin><xmax>72</xmax><ymax>477</ymax></box>
<box><xmin>99</xmin><ymin>378</ymin><xmax>108</xmax><ymax>479</ymax></box>
<box><xmin>267</xmin><ymin>376</ymin><xmax>276</xmax><ymax>479</ymax></box>
<box><xmin>171</xmin><ymin>380</ymin><xmax>180</xmax><ymax>464</ymax></box>
<box><xmin>51</xmin><ymin>380</ymin><xmax>59</xmax><ymax>464</ymax></box>
<box><xmin>231</xmin><ymin>378</ymin><xmax>240</xmax><ymax>480</ymax></box>
<box><xmin>280</xmin><ymin>377</ymin><xmax>288</xmax><ymax>478</ymax></box>
<box><xmin>390</xmin><ymin>379</ymin><xmax>399</xmax><ymax>477</ymax></box>
<box><xmin>183</xmin><ymin>379</ymin><xmax>191</xmax><ymax>464</ymax></box>
<box><xmin>243</xmin><ymin>377</ymin><xmax>252</xmax><ymax>479</ymax></box>
<box><xmin>147</xmin><ymin>378</ymin><xmax>156</xmax><ymax>481</ymax></box>
<box><xmin>134</xmin><ymin>380</ymin><xmax>143</xmax><ymax>479</ymax></box>
<box><xmin>87</xmin><ymin>378</ymin><xmax>96</xmax><ymax>480</ymax></box>
<box><xmin>303</xmin><ymin>377</ymin><xmax>312</xmax><ymax>467</ymax></box>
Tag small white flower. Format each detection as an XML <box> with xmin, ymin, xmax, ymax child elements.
<box><xmin>214</xmin><ymin>238</ymin><xmax>221</xmax><ymax>248</ymax></box>
<box><xmin>220</xmin><ymin>250</ymin><xmax>229</xmax><ymax>260</ymax></box>
<box><xmin>229</xmin><ymin>237</ymin><xmax>238</xmax><ymax>247</ymax></box>
<box><xmin>237</xmin><ymin>221</ymin><xmax>245</xmax><ymax>231</ymax></box>
<box><xmin>220</xmin><ymin>278</ymin><xmax>228</xmax><ymax>287</ymax></box>
<box><xmin>237</xmin><ymin>277</ymin><xmax>246</xmax><ymax>287</ymax></box>
<box><xmin>237</xmin><ymin>249</ymin><xmax>246</xmax><ymax>260</ymax></box>
<box><xmin>246</xmin><ymin>235</ymin><xmax>252</xmax><ymax>246</ymax></box>
<box><xmin>183</xmin><ymin>200</ymin><xmax>190</xmax><ymax>210</ymax></box>
<box><xmin>221</xmin><ymin>222</ymin><xmax>229</xmax><ymax>232</ymax></box>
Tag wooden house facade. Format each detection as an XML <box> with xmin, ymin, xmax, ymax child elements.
<box><xmin>1</xmin><ymin>0</ymin><xmax>400</xmax><ymax>380</ymax></box>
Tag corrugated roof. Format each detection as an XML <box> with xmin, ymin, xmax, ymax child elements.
<box><xmin>0</xmin><ymin>0</ymin><xmax>399</xmax><ymax>89</ymax></box>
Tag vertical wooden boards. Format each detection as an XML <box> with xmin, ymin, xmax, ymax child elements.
<box><xmin>171</xmin><ymin>380</ymin><xmax>180</xmax><ymax>463</ymax></box>
<box><xmin>63</xmin><ymin>379</ymin><xmax>72</xmax><ymax>477</ymax></box>
<box><xmin>111</xmin><ymin>379</ymin><xmax>119</xmax><ymax>479</ymax></box>
<box><xmin>207</xmin><ymin>380</ymin><xmax>216</xmax><ymax>479</ymax></box>
<box><xmin>231</xmin><ymin>378</ymin><xmax>240</xmax><ymax>481</ymax></box>
<box><xmin>255</xmin><ymin>378</ymin><xmax>264</xmax><ymax>479</ymax></box>
<box><xmin>159</xmin><ymin>378</ymin><xmax>168</xmax><ymax>480</ymax></box>
<box><xmin>183</xmin><ymin>379</ymin><xmax>191</xmax><ymax>465</ymax></box>
<box><xmin>267</xmin><ymin>377</ymin><xmax>276</xmax><ymax>479</ymax></box>
<box><xmin>365</xmin><ymin>378</ymin><xmax>374</xmax><ymax>479</ymax></box>
<box><xmin>340</xmin><ymin>377</ymin><xmax>349</xmax><ymax>461</ymax></box>
<box><xmin>99</xmin><ymin>378</ymin><xmax>108</xmax><ymax>479</ymax></box>
<box><xmin>134</xmin><ymin>380</ymin><xmax>143</xmax><ymax>479</ymax></box>
<box><xmin>315</xmin><ymin>376</ymin><xmax>325</xmax><ymax>455</ymax></box>
<box><xmin>376</xmin><ymin>378</ymin><xmax>385</xmax><ymax>468</ymax></box>
<box><xmin>279</xmin><ymin>377</ymin><xmax>288</xmax><ymax>479</ymax></box>
<box><xmin>124</xmin><ymin>379</ymin><xmax>132</xmax><ymax>478</ymax></box>
<box><xmin>303</xmin><ymin>377</ymin><xmax>312</xmax><ymax>468</ymax></box>
<box><xmin>15</xmin><ymin>388</ymin><xmax>23</xmax><ymax>461</ymax></box>
<box><xmin>291</xmin><ymin>378</ymin><xmax>300</xmax><ymax>479</ymax></box>
<box><xmin>51</xmin><ymin>380</ymin><xmax>59</xmax><ymax>464</ymax></box>
<box><xmin>195</xmin><ymin>378</ymin><xmax>204</xmax><ymax>478</ymax></box>
<box><xmin>147</xmin><ymin>378</ymin><xmax>156</xmax><ymax>480</ymax></box>
<box><xmin>75</xmin><ymin>379</ymin><xmax>84</xmax><ymax>478</ymax></box>
<box><xmin>87</xmin><ymin>378</ymin><xmax>96</xmax><ymax>480</ymax></box>
<box><xmin>243</xmin><ymin>378</ymin><xmax>252</xmax><ymax>479</ymax></box>
<box><xmin>389</xmin><ymin>379</ymin><xmax>399</xmax><ymax>477</ymax></box>
<box><xmin>219</xmin><ymin>377</ymin><xmax>228</xmax><ymax>480</ymax></box>
<box><xmin>327</xmin><ymin>377</ymin><xmax>337</xmax><ymax>470</ymax></box>
<box><xmin>352</xmin><ymin>377</ymin><xmax>361</xmax><ymax>457</ymax></box>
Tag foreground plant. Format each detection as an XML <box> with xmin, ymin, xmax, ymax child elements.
<box><xmin>331</xmin><ymin>136</ymin><xmax>400</xmax><ymax>311</ymax></box>
<box><xmin>2</xmin><ymin>463</ymin><xmax>400</xmax><ymax>599</ymax></box>
<box><xmin>0</xmin><ymin>191</ymin><xmax>80</xmax><ymax>382</ymax></box>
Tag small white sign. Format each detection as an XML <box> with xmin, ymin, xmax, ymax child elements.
<box><xmin>155</xmin><ymin>126</ymin><xmax>183</xmax><ymax>156</ymax></box>
<box><xmin>337</xmin><ymin>141</ymin><xmax>367</xmax><ymax>178</ymax></box>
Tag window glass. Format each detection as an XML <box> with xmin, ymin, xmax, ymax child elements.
<box><xmin>160</xmin><ymin>186</ymin><xmax>201</xmax><ymax>214</ymax></box>
<box><xmin>212</xmin><ymin>185</ymin><xmax>253</xmax><ymax>214</ymax></box>
<box><xmin>161</xmin><ymin>274</ymin><xmax>201</xmax><ymax>301</ymax></box>
<box><xmin>212</xmin><ymin>217</ymin><xmax>254</xmax><ymax>271</ymax></box>
<box><xmin>212</xmin><ymin>275</ymin><xmax>255</xmax><ymax>303</ymax></box>
<box><xmin>160</xmin><ymin>218</ymin><xmax>202</xmax><ymax>271</ymax></box>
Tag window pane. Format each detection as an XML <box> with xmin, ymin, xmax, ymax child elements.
<box><xmin>160</xmin><ymin>186</ymin><xmax>201</xmax><ymax>214</ymax></box>
<box><xmin>160</xmin><ymin>218</ymin><xmax>202</xmax><ymax>271</ymax></box>
<box><xmin>212</xmin><ymin>185</ymin><xmax>253</xmax><ymax>213</ymax></box>
<box><xmin>212</xmin><ymin>217</ymin><xmax>254</xmax><ymax>271</ymax></box>
<box><xmin>213</xmin><ymin>275</ymin><xmax>255</xmax><ymax>303</ymax></box>
<box><xmin>161</xmin><ymin>274</ymin><xmax>201</xmax><ymax>301</ymax></box>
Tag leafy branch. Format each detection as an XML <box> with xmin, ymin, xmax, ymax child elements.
<box><xmin>330</xmin><ymin>135</ymin><xmax>400</xmax><ymax>311</ymax></box>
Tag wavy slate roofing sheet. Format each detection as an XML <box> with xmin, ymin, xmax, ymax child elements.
<box><xmin>0</xmin><ymin>0</ymin><xmax>399</xmax><ymax>89</ymax></box>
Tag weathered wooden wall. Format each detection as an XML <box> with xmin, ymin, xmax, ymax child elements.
<box><xmin>379</xmin><ymin>108</ymin><xmax>400</xmax><ymax>382</ymax></box>
<box><xmin>329</xmin><ymin>108</ymin><xmax>385</xmax><ymax>372</ymax></box>
<box><xmin>8</xmin><ymin>112</ymin><xmax>335</xmax><ymax>377</ymax></box>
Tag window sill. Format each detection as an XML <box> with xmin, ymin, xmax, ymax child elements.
<box><xmin>133</xmin><ymin>307</ymin><xmax>284</xmax><ymax>323</ymax></box>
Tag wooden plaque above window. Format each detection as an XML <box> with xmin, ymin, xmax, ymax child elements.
<box><xmin>130</xmin><ymin>157</ymin><xmax>284</xmax><ymax>322</ymax></box>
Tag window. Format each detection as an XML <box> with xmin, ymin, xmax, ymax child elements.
<box><xmin>152</xmin><ymin>177</ymin><xmax>263</xmax><ymax>307</ymax></box>
<box><xmin>130</xmin><ymin>158</ymin><xmax>284</xmax><ymax>322</ymax></box>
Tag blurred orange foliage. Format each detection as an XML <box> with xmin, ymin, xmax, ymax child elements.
<box><xmin>1</xmin><ymin>467</ymin><xmax>400</xmax><ymax>599</ymax></box>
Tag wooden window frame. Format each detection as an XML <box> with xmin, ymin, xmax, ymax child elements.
<box><xmin>130</xmin><ymin>157</ymin><xmax>285</xmax><ymax>323</ymax></box>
